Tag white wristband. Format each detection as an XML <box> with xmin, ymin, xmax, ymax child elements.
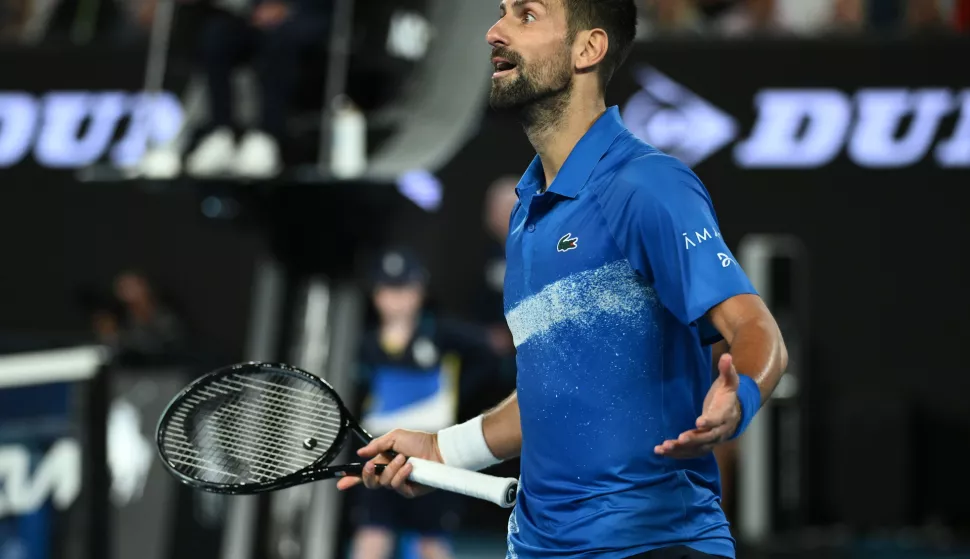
<box><xmin>436</xmin><ymin>415</ymin><xmax>501</xmax><ymax>472</ymax></box>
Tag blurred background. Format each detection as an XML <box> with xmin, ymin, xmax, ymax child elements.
<box><xmin>0</xmin><ymin>0</ymin><xmax>968</xmax><ymax>558</ymax></box>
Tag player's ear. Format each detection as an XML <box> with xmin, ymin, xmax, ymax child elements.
<box><xmin>573</xmin><ymin>28</ymin><xmax>609</xmax><ymax>72</ymax></box>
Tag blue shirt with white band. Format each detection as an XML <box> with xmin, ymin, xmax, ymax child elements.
<box><xmin>503</xmin><ymin>106</ymin><xmax>757</xmax><ymax>559</ymax></box>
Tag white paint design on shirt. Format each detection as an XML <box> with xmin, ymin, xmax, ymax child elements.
<box><xmin>505</xmin><ymin>260</ymin><xmax>658</xmax><ymax>348</ymax></box>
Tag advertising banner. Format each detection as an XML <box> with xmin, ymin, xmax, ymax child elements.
<box><xmin>0</xmin><ymin>348</ymin><xmax>104</xmax><ymax>559</ymax></box>
<box><xmin>0</xmin><ymin>47</ymin><xmax>183</xmax><ymax>173</ymax></box>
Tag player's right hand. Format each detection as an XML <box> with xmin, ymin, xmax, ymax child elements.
<box><xmin>335</xmin><ymin>429</ymin><xmax>443</xmax><ymax>499</ymax></box>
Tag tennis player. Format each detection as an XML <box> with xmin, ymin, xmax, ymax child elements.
<box><xmin>337</xmin><ymin>1</ymin><xmax>788</xmax><ymax>558</ymax></box>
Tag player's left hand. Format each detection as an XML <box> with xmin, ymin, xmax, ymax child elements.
<box><xmin>655</xmin><ymin>353</ymin><xmax>742</xmax><ymax>459</ymax></box>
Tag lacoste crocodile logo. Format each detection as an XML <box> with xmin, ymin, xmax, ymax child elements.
<box><xmin>557</xmin><ymin>233</ymin><xmax>579</xmax><ymax>253</ymax></box>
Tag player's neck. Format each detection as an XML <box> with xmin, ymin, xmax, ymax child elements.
<box><xmin>524</xmin><ymin>96</ymin><xmax>607</xmax><ymax>192</ymax></box>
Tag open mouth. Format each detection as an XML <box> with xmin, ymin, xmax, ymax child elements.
<box><xmin>492</xmin><ymin>58</ymin><xmax>518</xmax><ymax>78</ymax></box>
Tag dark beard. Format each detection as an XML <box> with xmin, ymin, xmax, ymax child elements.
<box><xmin>489</xmin><ymin>53</ymin><xmax>572</xmax><ymax>133</ymax></box>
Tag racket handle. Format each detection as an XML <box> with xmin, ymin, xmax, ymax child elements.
<box><xmin>406</xmin><ymin>457</ymin><xmax>517</xmax><ymax>508</ymax></box>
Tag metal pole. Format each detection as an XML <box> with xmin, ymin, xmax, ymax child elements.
<box><xmin>735</xmin><ymin>234</ymin><xmax>807</xmax><ymax>545</ymax></box>
<box><xmin>138</xmin><ymin>0</ymin><xmax>177</xmax><ymax>157</ymax></box>
<box><xmin>219</xmin><ymin>256</ymin><xmax>287</xmax><ymax>559</ymax></box>
<box><xmin>265</xmin><ymin>278</ymin><xmax>332</xmax><ymax>559</ymax></box>
<box><xmin>144</xmin><ymin>0</ymin><xmax>176</xmax><ymax>96</ymax></box>
<box><xmin>316</xmin><ymin>0</ymin><xmax>357</xmax><ymax>171</ymax></box>
<box><xmin>301</xmin><ymin>282</ymin><xmax>365</xmax><ymax>559</ymax></box>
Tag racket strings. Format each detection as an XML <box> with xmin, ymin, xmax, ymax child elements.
<box><xmin>167</xmin><ymin>407</ymin><xmax>331</xmax><ymax>472</ymax></box>
<box><xmin>165</xmin><ymin>380</ymin><xmax>335</xmax><ymax>482</ymax></box>
<box><xmin>167</xmin><ymin>409</ymin><xmax>318</xmax><ymax>469</ymax></box>
<box><xmin>189</xmin><ymin>388</ymin><xmax>341</xmax><ymax>438</ymax></box>
<box><xmin>220</xmin><ymin>376</ymin><xmax>341</xmax><ymax>418</ymax></box>
<box><xmin>161</xmin><ymin>371</ymin><xmax>344</xmax><ymax>485</ymax></box>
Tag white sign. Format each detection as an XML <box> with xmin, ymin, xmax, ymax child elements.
<box><xmin>0</xmin><ymin>91</ymin><xmax>183</xmax><ymax>170</ymax></box>
<box><xmin>108</xmin><ymin>398</ymin><xmax>154</xmax><ymax>507</ymax></box>
<box><xmin>622</xmin><ymin>67</ymin><xmax>738</xmax><ymax>167</ymax></box>
<box><xmin>0</xmin><ymin>439</ymin><xmax>81</xmax><ymax>518</ymax></box>
<box><xmin>623</xmin><ymin>67</ymin><xmax>970</xmax><ymax>169</ymax></box>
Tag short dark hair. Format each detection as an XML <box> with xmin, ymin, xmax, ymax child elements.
<box><xmin>562</xmin><ymin>0</ymin><xmax>638</xmax><ymax>92</ymax></box>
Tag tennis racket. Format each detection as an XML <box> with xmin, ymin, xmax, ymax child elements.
<box><xmin>156</xmin><ymin>362</ymin><xmax>517</xmax><ymax>508</ymax></box>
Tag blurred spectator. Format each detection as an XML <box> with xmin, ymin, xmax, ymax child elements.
<box><xmin>105</xmin><ymin>271</ymin><xmax>186</xmax><ymax>366</ymax></box>
<box><xmin>903</xmin><ymin>0</ymin><xmax>946</xmax><ymax>31</ymax></box>
<box><xmin>637</xmin><ymin>0</ymin><xmax>965</xmax><ymax>36</ymax></box>
<box><xmin>181</xmin><ymin>0</ymin><xmax>332</xmax><ymax>179</ymax></box>
<box><xmin>706</xmin><ymin>0</ymin><xmax>849</xmax><ymax>36</ymax></box>
<box><xmin>636</xmin><ymin>0</ymin><xmax>703</xmax><ymax>36</ymax></box>
<box><xmin>775</xmin><ymin>0</ymin><xmax>846</xmax><ymax>33</ymax></box>
<box><xmin>957</xmin><ymin>0</ymin><xmax>970</xmax><ymax>31</ymax></box>
<box><xmin>10</xmin><ymin>0</ymin><xmax>153</xmax><ymax>44</ymax></box>
<box><xmin>865</xmin><ymin>0</ymin><xmax>969</xmax><ymax>33</ymax></box>
<box><xmin>638</xmin><ymin>0</ymin><xmax>814</xmax><ymax>37</ymax></box>
<box><xmin>0</xmin><ymin>0</ymin><xmax>28</xmax><ymax>40</ymax></box>
<box><xmin>701</xmin><ymin>0</ymin><xmax>776</xmax><ymax>35</ymax></box>
<box><xmin>349</xmin><ymin>248</ymin><xmax>497</xmax><ymax>559</ymax></box>
<box><xmin>77</xmin><ymin>285</ymin><xmax>123</xmax><ymax>342</ymax></box>
<box><xmin>831</xmin><ymin>0</ymin><xmax>865</xmax><ymax>30</ymax></box>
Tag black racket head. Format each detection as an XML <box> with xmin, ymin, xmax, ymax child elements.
<box><xmin>156</xmin><ymin>362</ymin><xmax>352</xmax><ymax>494</ymax></box>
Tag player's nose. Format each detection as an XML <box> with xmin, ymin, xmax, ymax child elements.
<box><xmin>486</xmin><ymin>19</ymin><xmax>509</xmax><ymax>49</ymax></box>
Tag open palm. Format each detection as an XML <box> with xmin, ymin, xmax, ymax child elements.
<box><xmin>654</xmin><ymin>353</ymin><xmax>742</xmax><ymax>459</ymax></box>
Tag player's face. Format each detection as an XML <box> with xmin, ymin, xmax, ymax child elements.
<box><xmin>487</xmin><ymin>0</ymin><xmax>574</xmax><ymax>111</ymax></box>
<box><xmin>373</xmin><ymin>284</ymin><xmax>425</xmax><ymax>321</ymax></box>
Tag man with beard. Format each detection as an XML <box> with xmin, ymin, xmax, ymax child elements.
<box><xmin>338</xmin><ymin>2</ymin><xmax>788</xmax><ymax>558</ymax></box>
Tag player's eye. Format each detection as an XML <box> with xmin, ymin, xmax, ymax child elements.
<box><xmin>522</xmin><ymin>12</ymin><xmax>536</xmax><ymax>23</ymax></box>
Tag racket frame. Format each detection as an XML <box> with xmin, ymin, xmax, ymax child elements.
<box><xmin>156</xmin><ymin>361</ymin><xmax>372</xmax><ymax>495</ymax></box>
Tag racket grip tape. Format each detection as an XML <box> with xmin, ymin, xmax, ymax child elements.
<box><xmin>406</xmin><ymin>457</ymin><xmax>517</xmax><ymax>508</ymax></box>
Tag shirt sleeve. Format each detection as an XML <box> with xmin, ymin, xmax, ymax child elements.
<box><xmin>598</xmin><ymin>154</ymin><xmax>757</xmax><ymax>330</ymax></box>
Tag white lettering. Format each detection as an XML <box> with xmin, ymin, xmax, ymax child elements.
<box><xmin>734</xmin><ymin>89</ymin><xmax>852</xmax><ymax>168</ymax></box>
<box><xmin>848</xmin><ymin>88</ymin><xmax>953</xmax><ymax>168</ymax></box>
<box><xmin>684</xmin><ymin>228</ymin><xmax>720</xmax><ymax>250</ymax></box>
<box><xmin>936</xmin><ymin>89</ymin><xmax>970</xmax><ymax>167</ymax></box>
<box><xmin>623</xmin><ymin>71</ymin><xmax>970</xmax><ymax>170</ymax></box>
<box><xmin>717</xmin><ymin>253</ymin><xmax>734</xmax><ymax>268</ymax></box>
<box><xmin>111</xmin><ymin>93</ymin><xmax>184</xmax><ymax>168</ymax></box>
<box><xmin>36</xmin><ymin>91</ymin><xmax>128</xmax><ymax>168</ymax></box>
<box><xmin>683</xmin><ymin>233</ymin><xmax>696</xmax><ymax>249</ymax></box>
<box><xmin>0</xmin><ymin>93</ymin><xmax>38</xmax><ymax>167</ymax></box>
<box><xmin>0</xmin><ymin>90</ymin><xmax>183</xmax><ymax>169</ymax></box>
<box><xmin>0</xmin><ymin>439</ymin><xmax>81</xmax><ymax>518</ymax></box>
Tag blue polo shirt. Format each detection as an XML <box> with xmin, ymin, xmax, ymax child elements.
<box><xmin>503</xmin><ymin>106</ymin><xmax>757</xmax><ymax>559</ymax></box>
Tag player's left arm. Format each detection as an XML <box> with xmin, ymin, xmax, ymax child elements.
<box><xmin>600</xmin><ymin>156</ymin><xmax>788</xmax><ymax>458</ymax></box>
<box><xmin>708</xmin><ymin>293</ymin><xmax>788</xmax><ymax>407</ymax></box>
<box><xmin>655</xmin><ymin>294</ymin><xmax>787</xmax><ymax>458</ymax></box>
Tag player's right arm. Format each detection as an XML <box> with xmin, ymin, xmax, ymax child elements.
<box><xmin>481</xmin><ymin>391</ymin><xmax>522</xmax><ymax>460</ymax></box>
<box><xmin>335</xmin><ymin>391</ymin><xmax>521</xmax><ymax>497</ymax></box>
